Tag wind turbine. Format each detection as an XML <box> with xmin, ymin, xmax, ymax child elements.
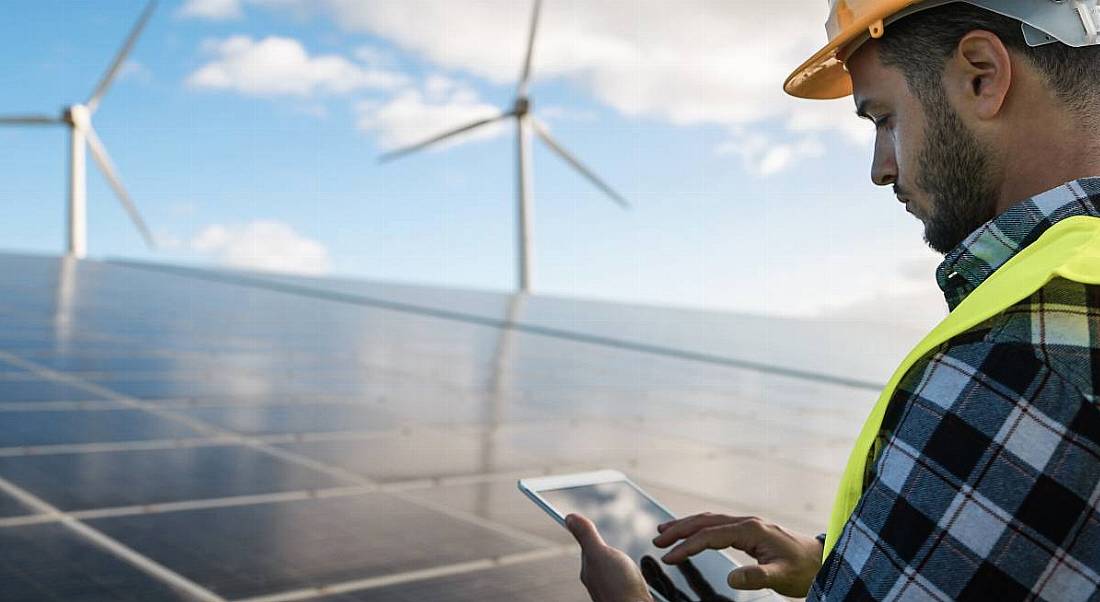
<box><xmin>0</xmin><ymin>1</ymin><xmax>158</xmax><ymax>259</ymax></box>
<box><xmin>379</xmin><ymin>0</ymin><xmax>630</xmax><ymax>292</ymax></box>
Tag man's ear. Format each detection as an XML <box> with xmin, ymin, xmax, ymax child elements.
<box><xmin>945</xmin><ymin>30</ymin><xmax>1012</xmax><ymax>119</ymax></box>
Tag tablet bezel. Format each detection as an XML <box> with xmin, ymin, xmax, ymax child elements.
<box><xmin>518</xmin><ymin>469</ymin><xmax>679</xmax><ymax>528</ymax></box>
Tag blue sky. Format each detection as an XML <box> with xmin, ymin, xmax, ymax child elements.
<box><xmin>0</xmin><ymin>0</ymin><xmax>945</xmax><ymax>325</ymax></box>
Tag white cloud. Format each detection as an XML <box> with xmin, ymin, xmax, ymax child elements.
<box><xmin>813</xmin><ymin>251</ymin><xmax>946</xmax><ymax>329</ymax></box>
<box><xmin>187</xmin><ymin>35</ymin><xmax>407</xmax><ymax>96</ymax></box>
<box><xmin>717</xmin><ymin>132</ymin><xmax>825</xmax><ymax>177</ymax></box>
<box><xmin>354</xmin><ymin>45</ymin><xmax>397</xmax><ymax>68</ymax></box>
<box><xmin>169</xmin><ymin>201</ymin><xmax>197</xmax><ymax>217</ymax></box>
<box><xmin>177</xmin><ymin>0</ymin><xmax>243</xmax><ymax>20</ymax></box>
<box><xmin>191</xmin><ymin>220</ymin><xmax>330</xmax><ymax>275</ymax></box>
<box><xmin>249</xmin><ymin>2</ymin><xmax>853</xmax><ymax>139</ymax></box>
<box><xmin>539</xmin><ymin>105</ymin><xmax>598</xmax><ymax>123</ymax></box>
<box><xmin>785</xmin><ymin>101</ymin><xmax>875</xmax><ymax>147</ymax></box>
<box><xmin>356</xmin><ymin>79</ymin><xmax>505</xmax><ymax>151</ymax></box>
<box><xmin>818</xmin><ymin>286</ymin><xmax>948</xmax><ymax>330</ymax></box>
<box><xmin>230</xmin><ymin>0</ymin><xmax>868</xmax><ymax>175</ymax></box>
<box><xmin>118</xmin><ymin>60</ymin><xmax>151</xmax><ymax>83</ymax></box>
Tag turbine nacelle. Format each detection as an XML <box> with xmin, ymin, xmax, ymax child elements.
<box><xmin>513</xmin><ymin>97</ymin><xmax>531</xmax><ymax>117</ymax></box>
<box><xmin>64</xmin><ymin>104</ymin><xmax>91</xmax><ymax>131</ymax></box>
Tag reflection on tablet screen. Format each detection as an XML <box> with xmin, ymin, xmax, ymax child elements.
<box><xmin>543</xmin><ymin>481</ymin><xmax>775</xmax><ymax>601</ymax></box>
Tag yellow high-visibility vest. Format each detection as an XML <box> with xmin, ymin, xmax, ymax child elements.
<box><xmin>824</xmin><ymin>215</ymin><xmax>1100</xmax><ymax>560</ymax></box>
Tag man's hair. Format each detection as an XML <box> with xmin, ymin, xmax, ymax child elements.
<box><xmin>876</xmin><ymin>2</ymin><xmax>1100</xmax><ymax>116</ymax></box>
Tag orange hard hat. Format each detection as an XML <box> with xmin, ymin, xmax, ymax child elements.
<box><xmin>785</xmin><ymin>0</ymin><xmax>920</xmax><ymax>100</ymax></box>
<box><xmin>786</xmin><ymin>0</ymin><xmax>1100</xmax><ymax>100</ymax></box>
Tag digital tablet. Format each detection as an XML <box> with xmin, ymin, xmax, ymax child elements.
<box><xmin>518</xmin><ymin>470</ymin><xmax>781</xmax><ymax>602</ymax></box>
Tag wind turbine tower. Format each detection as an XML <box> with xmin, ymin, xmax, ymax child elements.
<box><xmin>379</xmin><ymin>0</ymin><xmax>631</xmax><ymax>292</ymax></box>
<box><xmin>0</xmin><ymin>1</ymin><xmax>158</xmax><ymax>259</ymax></box>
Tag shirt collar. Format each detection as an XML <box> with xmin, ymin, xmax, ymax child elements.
<box><xmin>936</xmin><ymin>178</ymin><xmax>1100</xmax><ymax>310</ymax></box>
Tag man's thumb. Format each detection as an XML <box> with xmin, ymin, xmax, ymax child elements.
<box><xmin>727</xmin><ymin>564</ymin><xmax>771</xmax><ymax>590</ymax></box>
<box><xmin>565</xmin><ymin>514</ymin><xmax>605</xmax><ymax>548</ymax></box>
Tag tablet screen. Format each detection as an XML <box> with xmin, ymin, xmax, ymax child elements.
<box><xmin>541</xmin><ymin>481</ymin><xmax>775</xmax><ymax>601</ymax></box>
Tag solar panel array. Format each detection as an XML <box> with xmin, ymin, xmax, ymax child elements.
<box><xmin>0</xmin><ymin>253</ymin><xmax>887</xmax><ymax>601</ymax></box>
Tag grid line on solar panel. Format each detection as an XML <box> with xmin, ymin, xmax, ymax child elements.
<box><xmin>0</xmin><ymin>416</ymin><xmax>846</xmax><ymax>479</ymax></box>
<box><xmin>0</xmin><ymin>473</ymin><xmax>468</xmax><ymax>528</ymax></box>
<box><xmin>0</xmin><ymin>408</ymin><xmax>213</xmax><ymax>449</ymax></box>
<box><xmin>0</xmin><ymin>377</ymin><xmax>111</xmax><ymax>403</ymax></box>
<box><xmin>0</xmin><ymin>486</ymin><xmax>35</xmax><ymax>520</ymax></box>
<box><xmin>0</xmin><ymin>435</ymin><xmax>822</xmax><ymax>537</ymax></box>
<box><xmin>0</xmin><ymin>353</ymin><xmax>224</xmax><ymax>432</ymax></box>
<box><xmin>0</xmin><ymin>456</ymin><xmax>828</xmax><ymax>547</ymax></box>
<box><xmin>0</xmin><ymin>400</ymin><xmax>127</xmax><ymax>411</ymax></box>
<box><xmin>387</xmin><ymin>487</ymin><xmax>561</xmax><ymax>548</ymax></box>
<box><xmin>0</xmin><ymin>523</ymin><xmax>207</xmax><ymax>602</ymax></box>
<box><xmin>0</xmin><ymin>473</ymin><xmax>227</xmax><ymax>602</ymax></box>
<box><xmin>0</xmin><ymin>345</ymin><xmax>875</xmax><ymax>427</ymax></box>
<box><xmin>0</xmin><ymin>485</ymin><xmax>380</xmax><ymax>527</ymax></box>
<box><xmin>0</xmin><ymin>424</ymin><xmax>446</xmax><ymax>457</ymax></box>
<box><xmin>0</xmin><ymin>410</ymin><xmax>851</xmax><ymax>523</ymax></box>
<box><xmin>0</xmin><ymin>467</ymin><xmax>590</xmax><ymax>530</ymax></box>
<box><xmin>0</xmin><ymin>351</ymin><xmax>405</xmax><ymax>484</ymax></box>
<box><xmin>2</xmin><ymin>358</ymin><xmax>506</xmax><ymax>405</ymax></box>
<box><xmin>234</xmin><ymin>546</ymin><xmax>575</xmax><ymax>602</ymax></box>
<box><xmin>80</xmin><ymin>491</ymin><xmax>551</xmax><ymax>599</ymax></box>
<box><xmin>0</xmin><ymin>435</ymin><xmax>234</xmax><ymax>457</ymax></box>
<box><xmin>5</xmin><ymin>362</ymin><xmax>847</xmax><ymax>445</ymax></box>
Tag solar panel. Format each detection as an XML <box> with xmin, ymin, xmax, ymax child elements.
<box><xmin>0</xmin><ymin>523</ymin><xmax>197</xmax><ymax>601</ymax></box>
<box><xmin>0</xmin><ymin>253</ymin><xmax>896</xmax><ymax>600</ymax></box>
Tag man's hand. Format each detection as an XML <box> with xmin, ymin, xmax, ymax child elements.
<box><xmin>652</xmin><ymin>513</ymin><xmax>822</xmax><ymax>598</ymax></box>
<box><xmin>566</xmin><ymin>513</ymin><xmax>654</xmax><ymax>602</ymax></box>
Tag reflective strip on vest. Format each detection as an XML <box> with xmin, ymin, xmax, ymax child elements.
<box><xmin>824</xmin><ymin>215</ymin><xmax>1100</xmax><ymax>561</ymax></box>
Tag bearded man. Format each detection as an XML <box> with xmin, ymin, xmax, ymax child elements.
<box><xmin>567</xmin><ymin>2</ymin><xmax>1100</xmax><ymax>600</ymax></box>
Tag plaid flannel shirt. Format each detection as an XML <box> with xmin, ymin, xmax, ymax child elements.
<box><xmin>808</xmin><ymin>178</ymin><xmax>1100</xmax><ymax>601</ymax></box>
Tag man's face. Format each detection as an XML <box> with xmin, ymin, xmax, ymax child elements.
<box><xmin>846</xmin><ymin>42</ymin><xmax>999</xmax><ymax>254</ymax></box>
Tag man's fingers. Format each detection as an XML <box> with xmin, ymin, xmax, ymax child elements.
<box><xmin>727</xmin><ymin>564</ymin><xmax>774</xmax><ymax>591</ymax></box>
<box><xmin>653</xmin><ymin>513</ymin><xmax>748</xmax><ymax>547</ymax></box>
<box><xmin>677</xmin><ymin>558</ymin><xmax>717</xmax><ymax>597</ymax></box>
<box><xmin>655</xmin><ymin>513</ymin><xmax>719</xmax><ymax>540</ymax></box>
<box><xmin>565</xmin><ymin>513</ymin><xmax>606</xmax><ymax>550</ymax></box>
<box><xmin>655</xmin><ymin>512</ymin><xmax>734</xmax><ymax>545</ymax></box>
<box><xmin>660</xmin><ymin>522</ymin><xmax>760</xmax><ymax>564</ymax></box>
<box><xmin>641</xmin><ymin>555</ymin><xmax>682</xmax><ymax>601</ymax></box>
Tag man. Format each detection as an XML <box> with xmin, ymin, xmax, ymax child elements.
<box><xmin>567</xmin><ymin>1</ymin><xmax>1100</xmax><ymax>600</ymax></box>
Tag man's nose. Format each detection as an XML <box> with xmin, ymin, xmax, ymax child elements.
<box><xmin>871</xmin><ymin>148</ymin><xmax>897</xmax><ymax>187</ymax></box>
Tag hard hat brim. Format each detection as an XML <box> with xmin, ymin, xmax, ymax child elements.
<box><xmin>783</xmin><ymin>40</ymin><xmax>854</xmax><ymax>100</ymax></box>
<box><xmin>785</xmin><ymin>0</ymin><xmax>923</xmax><ymax>99</ymax></box>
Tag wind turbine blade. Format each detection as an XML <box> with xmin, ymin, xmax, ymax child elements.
<box><xmin>86</xmin><ymin>0</ymin><xmax>157</xmax><ymax>114</ymax></box>
<box><xmin>0</xmin><ymin>115</ymin><xmax>61</xmax><ymax>125</ymax></box>
<box><xmin>84</xmin><ymin>126</ymin><xmax>157</xmax><ymax>249</ymax></box>
<box><xmin>531</xmin><ymin>118</ymin><xmax>631</xmax><ymax>209</ymax></box>
<box><xmin>516</xmin><ymin>0</ymin><xmax>543</xmax><ymax>96</ymax></box>
<box><xmin>377</xmin><ymin>111</ymin><xmax>514</xmax><ymax>163</ymax></box>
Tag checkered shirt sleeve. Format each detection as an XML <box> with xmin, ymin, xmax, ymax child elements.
<box><xmin>808</xmin><ymin>278</ymin><xmax>1100</xmax><ymax>601</ymax></box>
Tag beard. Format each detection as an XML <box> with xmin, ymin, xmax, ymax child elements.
<box><xmin>912</xmin><ymin>89</ymin><xmax>999</xmax><ymax>255</ymax></box>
